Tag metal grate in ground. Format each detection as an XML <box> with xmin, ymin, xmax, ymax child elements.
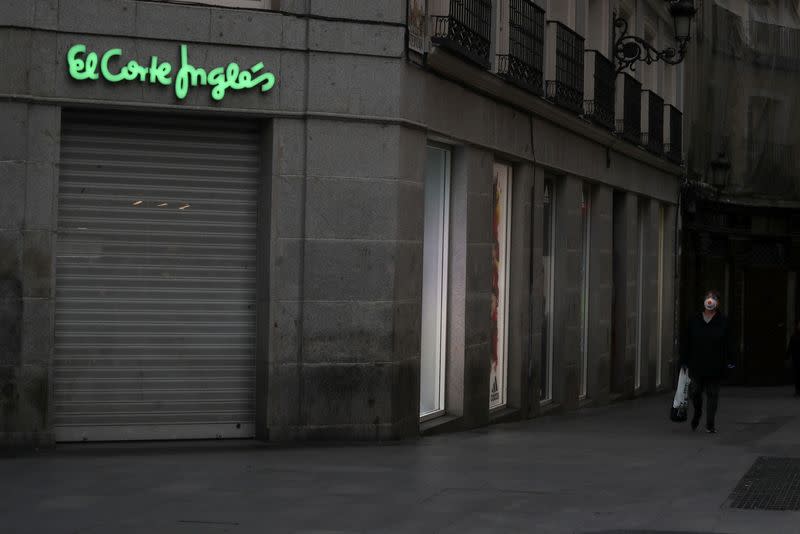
<box><xmin>728</xmin><ymin>456</ymin><xmax>800</xmax><ymax>510</ymax></box>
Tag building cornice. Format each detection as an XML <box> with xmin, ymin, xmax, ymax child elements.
<box><xmin>425</xmin><ymin>46</ymin><xmax>684</xmax><ymax>178</ymax></box>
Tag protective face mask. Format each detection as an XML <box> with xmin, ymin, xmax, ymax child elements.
<box><xmin>704</xmin><ymin>298</ymin><xmax>718</xmax><ymax>311</ymax></box>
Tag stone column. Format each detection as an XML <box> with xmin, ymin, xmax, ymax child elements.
<box><xmin>454</xmin><ymin>146</ymin><xmax>493</xmax><ymax>429</ymax></box>
<box><xmin>0</xmin><ymin>102</ymin><xmax>60</xmax><ymax>448</ymax></box>
<box><xmin>661</xmin><ymin>204</ymin><xmax>678</xmax><ymax>389</ymax></box>
<box><xmin>588</xmin><ymin>184</ymin><xmax>613</xmax><ymax>404</ymax></box>
<box><xmin>611</xmin><ymin>191</ymin><xmax>639</xmax><ymax>397</ymax></box>
<box><xmin>552</xmin><ymin>175</ymin><xmax>582</xmax><ymax>410</ymax></box>
<box><xmin>267</xmin><ymin>119</ymin><xmax>425</xmax><ymax>441</ymax></box>
<box><xmin>644</xmin><ymin>198</ymin><xmax>660</xmax><ymax>392</ymax></box>
<box><xmin>527</xmin><ymin>166</ymin><xmax>545</xmax><ymax>417</ymax></box>
<box><xmin>507</xmin><ymin>162</ymin><xmax>534</xmax><ymax>415</ymax></box>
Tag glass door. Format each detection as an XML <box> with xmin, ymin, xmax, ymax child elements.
<box><xmin>420</xmin><ymin>145</ymin><xmax>450</xmax><ymax>419</ymax></box>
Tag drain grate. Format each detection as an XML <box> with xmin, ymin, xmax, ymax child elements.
<box><xmin>728</xmin><ymin>457</ymin><xmax>800</xmax><ymax>510</ymax></box>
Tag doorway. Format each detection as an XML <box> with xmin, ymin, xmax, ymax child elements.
<box><xmin>743</xmin><ymin>268</ymin><xmax>789</xmax><ymax>386</ymax></box>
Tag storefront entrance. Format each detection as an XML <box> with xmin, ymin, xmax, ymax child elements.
<box><xmin>743</xmin><ymin>269</ymin><xmax>790</xmax><ymax>386</ymax></box>
<box><xmin>53</xmin><ymin>111</ymin><xmax>261</xmax><ymax>441</ymax></box>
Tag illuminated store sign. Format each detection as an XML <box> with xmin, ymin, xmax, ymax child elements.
<box><xmin>67</xmin><ymin>44</ymin><xmax>276</xmax><ymax>101</ymax></box>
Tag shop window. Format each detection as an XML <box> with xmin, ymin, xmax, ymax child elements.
<box><xmin>420</xmin><ymin>145</ymin><xmax>451</xmax><ymax>420</ymax></box>
<box><xmin>656</xmin><ymin>204</ymin><xmax>665</xmax><ymax>388</ymax></box>
<box><xmin>635</xmin><ymin>199</ymin><xmax>646</xmax><ymax>391</ymax></box>
<box><xmin>580</xmin><ymin>183</ymin><xmax>592</xmax><ymax>399</ymax></box>
<box><xmin>541</xmin><ymin>178</ymin><xmax>556</xmax><ymax>402</ymax></box>
<box><xmin>490</xmin><ymin>163</ymin><xmax>513</xmax><ymax>410</ymax></box>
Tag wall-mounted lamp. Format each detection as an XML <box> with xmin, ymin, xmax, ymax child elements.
<box><xmin>613</xmin><ymin>0</ymin><xmax>697</xmax><ymax>73</ymax></box>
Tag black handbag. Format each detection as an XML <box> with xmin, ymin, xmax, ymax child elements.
<box><xmin>670</xmin><ymin>405</ymin><xmax>688</xmax><ymax>422</ymax></box>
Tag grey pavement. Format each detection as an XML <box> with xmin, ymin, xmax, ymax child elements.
<box><xmin>3</xmin><ymin>388</ymin><xmax>800</xmax><ymax>534</ymax></box>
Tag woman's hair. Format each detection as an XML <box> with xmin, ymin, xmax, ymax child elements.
<box><xmin>704</xmin><ymin>289</ymin><xmax>721</xmax><ymax>302</ymax></box>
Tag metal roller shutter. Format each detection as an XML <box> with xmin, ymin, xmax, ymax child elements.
<box><xmin>54</xmin><ymin>110</ymin><xmax>260</xmax><ymax>442</ymax></box>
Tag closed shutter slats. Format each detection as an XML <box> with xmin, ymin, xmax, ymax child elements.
<box><xmin>54</xmin><ymin>111</ymin><xmax>259</xmax><ymax>442</ymax></box>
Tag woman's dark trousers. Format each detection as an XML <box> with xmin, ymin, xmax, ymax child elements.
<box><xmin>690</xmin><ymin>377</ymin><xmax>721</xmax><ymax>429</ymax></box>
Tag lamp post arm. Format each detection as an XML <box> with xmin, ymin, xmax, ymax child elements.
<box><xmin>613</xmin><ymin>17</ymin><xmax>688</xmax><ymax>73</ymax></box>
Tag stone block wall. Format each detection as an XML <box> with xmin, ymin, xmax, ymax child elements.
<box><xmin>0</xmin><ymin>0</ymin><xmax>684</xmax><ymax>446</ymax></box>
<box><xmin>588</xmin><ymin>184</ymin><xmax>614</xmax><ymax>404</ymax></box>
<box><xmin>0</xmin><ymin>102</ymin><xmax>60</xmax><ymax>448</ymax></box>
<box><xmin>266</xmin><ymin>119</ymin><xmax>424</xmax><ymax>440</ymax></box>
<box><xmin>551</xmin><ymin>175</ymin><xmax>583</xmax><ymax>410</ymax></box>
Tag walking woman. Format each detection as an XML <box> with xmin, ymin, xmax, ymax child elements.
<box><xmin>679</xmin><ymin>290</ymin><xmax>736</xmax><ymax>433</ymax></box>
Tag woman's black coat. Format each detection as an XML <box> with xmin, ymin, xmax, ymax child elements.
<box><xmin>680</xmin><ymin>312</ymin><xmax>735</xmax><ymax>379</ymax></box>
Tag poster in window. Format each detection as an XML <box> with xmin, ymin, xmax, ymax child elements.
<box><xmin>491</xmin><ymin>164</ymin><xmax>511</xmax><ymax>409</ymax></box>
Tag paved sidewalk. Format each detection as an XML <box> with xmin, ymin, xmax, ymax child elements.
<box><xmin>2</xmin><ymin>388</ymin><xmax>800</xmax><ymax>534</ymax></box>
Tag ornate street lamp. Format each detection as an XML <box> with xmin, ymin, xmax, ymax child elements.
<box><xmin>614</xmin><ymin>0</ymin><xmax>697</xmax><ymax>73</ymax></box>
<box><xmin>709</xmin><ymin>152</ymin><xmax>731</xmax><ymax>188</ymax></box>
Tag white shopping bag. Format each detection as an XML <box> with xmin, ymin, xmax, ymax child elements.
<box><xmin>670</xmin><ymin>367</ymin><xmax>691</xmax><ymax>422</ymax></box>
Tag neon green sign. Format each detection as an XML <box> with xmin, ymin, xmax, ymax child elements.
<box><xmin>67</xmin><ymin>44</ymin><xmax>276</xmax><ymax>101</ymax></box>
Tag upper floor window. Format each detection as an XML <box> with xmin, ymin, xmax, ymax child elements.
<box><xmin>430</xmin><ymin>0</ymin><xmax>493</xmax><ymax>67</ymax></box>
<box><xmin>497</xmin><ymin>0</ymin><xmax>546</xmax><ymax>95</ymax></box>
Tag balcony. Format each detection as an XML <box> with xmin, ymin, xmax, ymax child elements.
<box><xmin>545</xmin><ymin>21</ymin><xmax>585</xmax><ymax>115</ymax></box>
<box><xmin>641</xmin><ymin>91</ymin><xmax>664</xmax><ymax>155</ymax></box>
<box><xmin>615</xmin><ymin>72</ymin><xmax>641</xmax><ymax>145</ymax></box>
<box><xmin>749</xmin><ymin>20</ymin><xmax>800</xmax><ymax>70</ymax></box>
<box><xmin>583</xmin><ymin>50</ymin><xmax>615</xmax><ymax>131</ymax></box>
<box><xmin>497</xmin><ymin>0</ymin><xmax>545</xmax><ymax>96</ymax></box>
<box><xmin>663</xmin><ymin>104</ymin><xmax>683</xmax><ymax>164</ymax></box>
<box><xmin>432</xmin><ymin>0</ymin><xmax>493</xmax><ymax>68</ymax></box>
<box><xmin>748</xmin><ymin>143</ymin><xmax>798</xmax><ymax>195</ymax></box>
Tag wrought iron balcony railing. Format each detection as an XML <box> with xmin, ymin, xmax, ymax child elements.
<box><xmin>497</xmin><ymin>0</ymin><xmax>545</xmax><ymax>96</ymax></box>
<box><xmin>583</xmin><ymin>50</ymin><xmax>615</xmax><ymax>131</ymax></box>
<box><xmin>749</xmin><ymin>20</ymin><xmax>800</xmax><ymax>70</ymax></box>
<box><xmin>664</xmin><ymin>104</ymin><xmax>682</xmax><ymax>164</ymax></box>
<box><xmin>615</xmin><ymin>72</ymin><xmax>641</xmax><ymax>145</ymax></box>
<box><xmin>545</xmin><ymin>21</ymin><xmax>585</xmax><ymax>115</ymax></box>
<box><xmin>641</xmin><ymin>90</ymin><xmax>664</xmax><ymax>155</ymax></box>
<box><xmin>432</xmin><ymin>0</ymin><xmax>492</xmax><ymax>68</ymax></box>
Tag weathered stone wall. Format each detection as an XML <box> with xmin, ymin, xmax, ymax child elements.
<box><xmin>0</xmin><ymin>0</ymin><xmax>682</xmax><ymax>447</ymax></box>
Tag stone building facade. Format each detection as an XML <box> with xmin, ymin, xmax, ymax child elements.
<box><xmin>0</xmin><ymin>0</ymin><xmax>683</xmax><ymax>447</ymax></box>
<box><xmin>681</xmin><ymin>0</ymin><xmax>800</xmax><ymax>386</ymax></box>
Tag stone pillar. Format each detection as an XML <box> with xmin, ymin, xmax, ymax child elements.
<box><xmin>661</xmin><ymin>204</ymin><xmax>678</xmax><ymax>389</ymax></box>
<box><xmin>267</xmin><ymin>119</ymin><xmax>424</xmax><ymax>441</ymax></box>
<box><xmin>611</xmin><ymin>191</ymin><xmax>639</xmax><ymax>397</ymax></box>
<box><xmin>588</xmin><ymin>184</ymin><xmax>613</xmax><ymax>404</ymax></box>
<box><xmin>452</xmin><ymin>146</ymin><xmax>493</xmax><ymax>429</ymax></box>
<box><xmin>552</xmin><ymin>175</ymin><xmax>582</xmax><ymax>410</ymax></box>
<box><xmin>507</xmin><ymin>162</ymin><xmax>534</xmax><ymax>415</ymax></box>
<box><xmin>265</xmin><ymin>117</ymin><xmax>306</xmax><ymax>440</ymax></box>
<box><xmin>643</xmin><ymin>198</ymin><xmax>660</xmax><ymax>393</ymax></box>
<box><xmin>527</xmin><ymin>166</ymin><xmax>545</xmax><ymax>417</ymax></box>
<box><xmin>0</xmin><ymin>102</ymin><xmax>60</xmax><ymax>448</ymax></box>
